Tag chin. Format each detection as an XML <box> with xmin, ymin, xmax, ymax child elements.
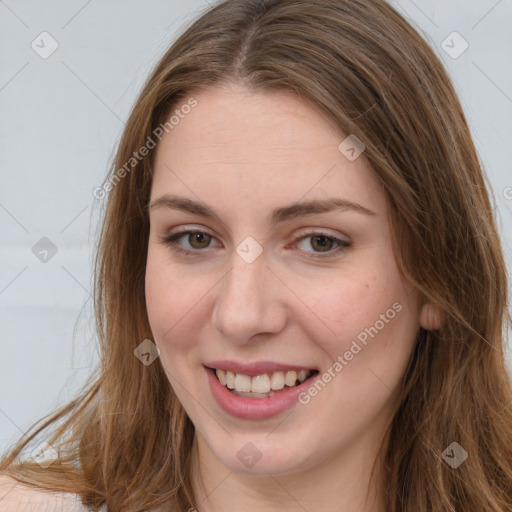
<box><xmin>198</xmin><ymin>426</ymin><xmax>325</xmax><ymax>476</ymax></box>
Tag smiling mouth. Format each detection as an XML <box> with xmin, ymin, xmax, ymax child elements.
<box><xmin>212</xmin><ymin>368</ymin><xmax>319</xmax><ymax>398</ymax></box>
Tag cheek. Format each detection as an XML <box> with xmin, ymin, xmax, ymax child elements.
<box><xmin>145</xmin><ymin>274</ymin><xmax>188</xmax><ymax>332</ymax></box>
<box><xmin>145</xmin><ymin>249</ymin><xmax>189</xmax><ymax>343</ymax></box>
<box><xmin>291</xmin><ymin>254</ymin><xmax>417</xmax><ymax>364</ymax></box>
<box><xmin>296</xmin><ymin>277</ymin><xmax>419</xmax><ymax>428</ymax></box>
<box><xmin>145</xmin><ymin>248</ymin><xmax>217</xmax><ymax>355</ymax></box>
<box><xmin>145</xmin><ymin>257</ymin><xmax>197</xmax><ymax>386</ymax></box>
<box><xmin>145</xmin><ymin>254</ymin><xmax>173</xmax><ymax>335</ymax></box>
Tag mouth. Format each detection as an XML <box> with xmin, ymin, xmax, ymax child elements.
<box><xmin>207</xmin><ymin>367</ymin><xmax>319</xmax><ymax>399</ymax></box>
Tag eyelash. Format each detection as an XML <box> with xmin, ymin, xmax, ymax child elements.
<box><xmin>160</xmin><ymin>230</ymin><xmax>351</xmax><ymax>259</ymax></box>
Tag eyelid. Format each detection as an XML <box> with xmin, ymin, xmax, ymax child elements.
<box><xmin>166</xmin><ymin>224</ymin><xmax>217</xmax><ymax>238</ymax></box>
<box><xmin>292</xmin><ymin>226</ymin><xmax>350</xmax><ymax>243</ymax></box>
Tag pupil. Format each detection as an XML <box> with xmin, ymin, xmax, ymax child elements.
<box><xmin>190</xmin><ymin>233</ymin><xmax>209</xmax><ymax>248</ymax></box>
<box><xmin>312</xmin><ymin>236</ymin><xmax>331</xmax><ymax>252</ymax></box>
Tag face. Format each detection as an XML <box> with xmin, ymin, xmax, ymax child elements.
<box><xmin>145</xmin><ymin>83</ymin><xmax>420</xmax><ymax>477</ymax></box>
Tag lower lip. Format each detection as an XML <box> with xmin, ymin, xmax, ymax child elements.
<box><xmin>205</xmin><ymin>367</ymin><xmax>317</xmax><ymax>420</ymax></box>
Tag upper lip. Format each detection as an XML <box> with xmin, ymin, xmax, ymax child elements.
<box><xmin>205</xmin><ymin>360</ymin><xmax>318</xmax><ymax>377</ymax></box>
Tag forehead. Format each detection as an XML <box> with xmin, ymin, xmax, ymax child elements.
<box><xmin>151</xmin><ymin>83</ymin><xmax>387</xmax><ymax>218</ymax></box>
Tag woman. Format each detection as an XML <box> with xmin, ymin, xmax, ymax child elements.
<box><xmin>1</xmin><ymin>0</ymin><xmax>511</xmax><ymax>510</ymax></box>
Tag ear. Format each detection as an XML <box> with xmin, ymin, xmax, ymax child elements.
<box><xmin>419</xmin><ymin>302</ymin><xmax>443</xmax><ymax>330</ymax></box>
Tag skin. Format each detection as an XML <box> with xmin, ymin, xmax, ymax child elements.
<box><xmin>145</xmin><ymin>82</ymin><xmax>421</xmax><ymax>512</ymax></box>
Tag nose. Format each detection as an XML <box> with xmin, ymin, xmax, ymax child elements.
<box><xmin>212</xmin><ymin>251</ymin><xmax>287</xmax><ymax>345</ymax></box>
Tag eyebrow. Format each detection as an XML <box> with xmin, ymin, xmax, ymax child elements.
<box><xmin>148</xmin><ymin>194</ymin><xmax>376</xmax><ymax>223</ymax></box>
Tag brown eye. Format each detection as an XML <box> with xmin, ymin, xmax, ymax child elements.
<box><xmin>162</xmin><ymin>230</ymin><xmax>220</xmax><ymax>254</ymax></box>
<box><xmin>309</xmin><ymin>235</ymin><xmax>334</xmax><ymax>252</ymax></box>
<box><xmin>163</xmin><ymin>229</ymin><xmax>350</xmax><ymax>258</ymax></box>
<box><xmin>295</xmin><ymin>232</ymin><xmax>351</xmax><ymax>257</ymax></box>
<box><xmin>188</xmin><ymin>232</ymin><xmax>211</xmax><ymax>249</ymax></box>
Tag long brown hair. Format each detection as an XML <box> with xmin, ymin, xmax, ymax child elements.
<box><xmin>2</xmin><ymin>0</ymin><xmax>511</xmax><ymax>510</ymax></box>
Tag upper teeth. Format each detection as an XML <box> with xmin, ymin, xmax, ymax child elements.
<box><xmin>215</xmin><ymin>369</ymin><xmax>312</xmax><ymax>394</ymax></box>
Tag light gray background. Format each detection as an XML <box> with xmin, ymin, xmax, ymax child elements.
<box><xmin>1</xmin><ymin>0</ymin><xmax>511</xmax><ymax>456</ymax></box>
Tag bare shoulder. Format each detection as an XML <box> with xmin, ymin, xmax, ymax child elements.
<box><xmin>0</xmin><ymin>474</ymin><xmax>92</xmax><ymax>512</ymax></box>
